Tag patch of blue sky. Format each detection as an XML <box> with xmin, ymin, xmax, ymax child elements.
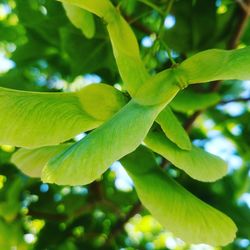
<box><xmin>141</xmin><ymin>36</ymin><xmax>154</xmax><ymax>48</ymax></box>
<box><xmin>229</xmin><ymin>123</ymin><xmax>242</xmax><ymax>136</ymax></box>
<box><xmin>164</xmin><ymin>15</ymin><xmax>176</xmax><ymax>29</ymax></box>
<box><xmin>0</xmin><ymin>3</ymin><xmax>11</xmax><ymax>18</ymax></box>
<box><xmin>72</xmin><ymin>186</ymin><xmax>88</xmax><ymax>195</ymax></box>
<box><xmin>111</xmin><ymin>161</ymin><xmax>133</xmax><ymax>192</ymax></box>
<box><xmin>216</xmin><ymin>102</ymin><xmax>245</xmax><ymax>117</ymax></box>
<box><xmin>0</xmin><ymin>52</ymin><xmax>15</xmax><ymax>73</ymax></box>
<box><xmin>190</xmin><ymin>244</ymin><xmax>216</xmax><ymax>250</ymax></box>
<box><xmin>74</xmin><ymin>132</ymin><xmax>87</xmax><ymax>142</ymax></box>
<box><xmin>215</xmin><ymin>0</ymin><xmax>222</xmax><ymax>7</ymax></box>
<box><xmin>205</xmin><ymin>136</ymin><xmax>242</xmax><ymax>173</ymax></box>
<box><xmin>24</xmin><ymin>233</ymin><xmax>36</xmax><ymax>244</ymax></box>
<box><xmin>238</xmin><ymin>193</ymin><xmax>250</xmax><ymax>208</ymax></box>
<box><xmin>40</xmin><ymin>183</ymin><xmax>49</xmax><ymax>193</ymax></box>
<box><xmin>84</xmin><ymin>73</ymin><xmax>102</xmax><ymax>84</ymax></box>
<box><xmin>69</xmin><ymin>74</ymin><xmax>102</xmax><ymax>91</ymax></box>
<box><xmin>236</xmin><ymin>238</ymin><xmax>250</xmax><ymax>248</ymax></box>
<box><xmin>240</xmin><ymin>80</ymin><xmax>250</xmax><ymax>98</ymax></box>
<box><xmin>156</xmin><ymin>50</ymin><xmax>179</xmax><ymax>63</ymax></box>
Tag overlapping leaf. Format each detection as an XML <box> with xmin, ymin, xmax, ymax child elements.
<box><xmin>42</xmin><ymin>100</ymin><xmax>164</xmax><ymax>185</ymax></box>
<box><xmin>134</xmin><ymin>68</ymin><xmax>182</xmax><ymax>105</ymax></box>
<box><xmin>179</xmin><ymin>47</ymin><xmax>250</xmax><ymax>84</ymax></box>
<box><xmin>63</xmin><ymin>3</ymin><xmax>95</xmax><ymax>38</ymax></box>
<box><xmin>60</xmin><ymin>0</ymin><xmax>193</xmax><ymax>152</ymax></box>
<box><xmin>122</xmin><ymin>147</ymin><xmax>237</xmax><ymax>246</ymax></box>
<box><xmin>171</xmin><ymin>89</ymin><xmax>221</xmax><ymax>112</ymax></box>
<box><xmin>12</xmin><ymin>144</ymin><xmax>71</xmax><ymax>178</ymax></box>
<box><xmin>156</xmin><ymin>106</ymin><xmax>191</xmax><ymax>150</ymax></box>
<box><xmin>60</xmin><ymin>0</ymin><xmax>147</xmax><ymax>95</ymax></box>
<box><xmin>145</xmin><ymin>130</ymin><xmax>227</xmax><ymax>182</ymax></box>
<box><xmin>134</xmin><ymin>47</ymin><xmax>250</xmax><ymax>106</ymax></box>
<box><xmin>0</xmin><ymin>84</ymin><xmax>126</xmax><ymax>148</ymax></box>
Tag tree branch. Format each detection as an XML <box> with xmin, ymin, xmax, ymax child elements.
<box><xmin>220</xmin><ymin>97</ymin><xmax>250</xmax><ymax>104</ymax></box>
<box><xmin>106</xmin><ymin>201</ymin><xmax>142</xmax><ymax>245</ymax></box>
<box><xmin>184</xmin><ymin>1</ymin><xmax>250</xmax><ymax>130</ymax></box>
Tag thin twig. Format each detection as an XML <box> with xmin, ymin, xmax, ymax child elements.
<box><xmin>106</xmin><ymin>202</ymin><xmax>142</xmax><ymax>245</ymax></box>
<box><xmin>220</xmin><ymin>96</ymin><xmax>250</xmax><ymax>104</ymax></box>
<box><xmin>228</xmin><ymin>0</ymin><xmax>250</xmax><ymax>49</ymax></box>
<box><xmin>27</xmin><ymin>209</ymin><xmax>68</xmax><ymax>221</ymax></box>
<box><xmin>236</xmin><ymin>0</ymin><xmax>250</xmax><ymax>15</ymax></box>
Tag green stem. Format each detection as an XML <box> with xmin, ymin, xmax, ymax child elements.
<box><xmin>158</xmin><ymin>0</ymin><xmax>176</xmax><ymax>65</ymax></box>
<box><xmin>162</xmin><ymin>40</ymin><xmax>176</xmax><ymax>65</ymax></box>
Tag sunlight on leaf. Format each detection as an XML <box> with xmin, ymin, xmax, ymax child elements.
<box><xmin>180</xmin><ymin>47</ymin><xmax>250</xmax><ymax>84</ymax></box>
<box><xmin>42</xmin><ymin>100</ymin><xmax>164</xmax><ymax>185</ymax></box>
<box><xmin>122</xmin><ymin>147</ymin><xmax>237</xmax><ymax>246</ymax></box>
<box><xmin>171</xmin><ymin>89</ymin><xmax>221</xmax><ymax>112</ymax></box>
<box><xmin>61</xmin><ymin>0</ymin><xmax>148</xmax><ymax>95</ymax></box>
<box><xmin>12</xmin><ymin>144</ymin><xmax>71</xmax><ymax>178</ymax></box>
<box><xmin>134</xmin><ymin>68</ymin><xmax>181</xmax><ymax>105</ymax></box>
<box><xmin>63</xmin><ymin>3</ymin><xmax>95</xmax><ymax>38</ymax></box>
<box><xmin>0</xmin><ymin>84</ymin><xmax>125</xmax><ymax>148</ymax></box>
<box><xmin>145</xmin><ymin>130</ymin><xmax>227</xmax><ymax>182</ymax></box>
<box><xmin>156</xmin><ymin>106</ymin><xmax>191</xmax><ymax>150</ymax></box>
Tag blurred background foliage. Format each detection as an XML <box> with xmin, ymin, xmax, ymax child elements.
<box><xmin>0</xmin><ymin>0</ymin><xmax>250</xmax><ymax>249</ymax></box>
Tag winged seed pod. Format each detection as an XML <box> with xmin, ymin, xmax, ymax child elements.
<box><xmin>62</xmin><ymin>3</ymin><xmax>95</xmax><ymax>38</ymax></box>
<box><xmin>4</xmin><ymin>0</ymin><xmax>250</xmax><ymax>246</ymax></box>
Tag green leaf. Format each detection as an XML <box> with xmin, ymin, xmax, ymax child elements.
<box><xmin>61</xmin><ymin>0</ymin><xmax>148</xmax><ymax>95</ymax></box>
<box><xmin>134</xmin><ymin>68</ymin><xmax>181</xmax><ymax>105</ymax></box>
<box><xmin>0</xmin><ymin>84</ymin><xmax>126</xmax><ymax>148</ymax></box>
<box><xmin>179</xmin><ymin>47</ymin><xmax>250</xmax><ymax>84</ymax></box>
<box><xmin>63</xmin><ymin>3</ymin><xmax>95</xmax><ymax>38</ymax></box>
<box><xmin>60</xmin><ymin>0</ymin><xmax>113</xmax><ymax>18</ymax></box>
<box><xmin>156</xmin><ymin>106</ymin><xmax>191</xmax><ymax>150</ymax></box>
<box><xmin>42</xmin><ymin>100</ymin><xmax>164</xmax><ymax>185</ymax></box>
<box><xmin>171</xmin><ymin>89</ymin><xmax>221</xmax><ymax>112</ymax></box>
<box><xmin>120</xmin><ymin>145</ymin><xmax>157</xmax><ymax>175</ymax></box>
<box><xmin>106</xmin><ymin>13</ymin><xmax>148</xmax><ymax>94</ymax></box>
<box><xmin>11</xmin><ymin>144</ymin><xmax>71</xmax><ymax>178</ymax></box>
<box><xmin>122</xmin><ymin>149</ymin><xmax>237</xmax><ymax>246</ymax></box>
<box><xmin>135</xmin><ymin>47</ymin><xmax>250</xmax><ymax>106</ymax></box>
<box><xmin>76</xmin><ymin>84</ymin><xmax>128</xmax><ymax>121</ymax></box>
<box><xmin>145</xmin><ymin>130</ymin><xmax>227</xmax><ymax>182</ymax></box>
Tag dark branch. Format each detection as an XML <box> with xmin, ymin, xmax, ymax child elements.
<box><xmin>220</xmin><ymin>96</ymin><xmax>250</xmax><ymax>104</ymax></box>
<box><xmin>106</xmin><ymin>201</ymin><xmax>142</xmax><ymax>245</ymax></box>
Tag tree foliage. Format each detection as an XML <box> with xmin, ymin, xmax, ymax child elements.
<box><xmin>0</xmin><ymin>0</ymin><xmax>250</xmax><ymax>249</ymax></box>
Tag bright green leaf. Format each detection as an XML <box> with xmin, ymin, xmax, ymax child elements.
<box><xmin>63</xmin><ymin>3</ymin><xmax>95</xmax><ymax>38</ymax></box>
<box><xmin>120</xmin><ymin>145</ymin><xmax>157</xmax><ymax>175</ymax></box>
<box><xmin>180</xmin><ymin>47</ymin><xmax>250</xmax><ymax>84</ymax></box>
<box><xmin>135</xmin><ymin>47</ymin><xmax>250</xmax><ymax>105</ymax></box>
<box><xmin>107</xmin><ymin>14</ymin><xmax>148</xmax><ymax>94</ymax></box>
<box><xmin>60</xmin><ymin>0</ymin><xmax>113</xmax><ymax>18</ymax></box>
<box><xmin>123</xmin><ymin>149</ymin><xmax>237</xmax><ymax>246</ymax></box>
<box><xmin>134</xmin><ymin>68</ymin><xmax>182</xmax><ymax>105</ymax></box>
<box><xmin>156</xmin><ymin>106</ymin><xmax>191</xmax><ymax>150</ymax></box>
<box><xmin>145</xmin><ymin>130</ymin><xmax>227</xmax><ymax>182</ymax></box>
<box><xmin>0</xmin><ymin>84</ymin><xmax>126</xmax><ymax>148</ymax></box>
<box><xmin>12</xmin><ymin>144</ymin><xmax>71</xmax><ymax>178</ymax></box>
<box><xmin>61</xmin><ymin>0</ymin><xmax>148</xmax><ymax>95</ymax></box>
<box><xmin>42</xmin><ymin>100</ymin><xmax>164</xmax><ymax>185</ymax></box>
<box><xmin>171</xmin><ymin>89</ymin><xmax>221</xmax><ymax>112</ymax></box>
<box><xmin>76</xmin><ymin>84</ymin><xmax>127</xmax><ymax>121</ymax></box>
